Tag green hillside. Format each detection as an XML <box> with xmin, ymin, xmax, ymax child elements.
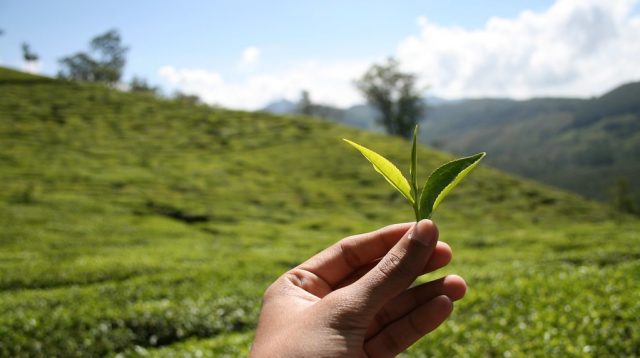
<box><xmin>423</xmin><ymin>83</ymin><xmax>640</xmax><ymax>209</ymax></box>
<box><xmin>1</xmin><ymin>67</ymin><xmax>638</xmax><ymax>357</ymax></box>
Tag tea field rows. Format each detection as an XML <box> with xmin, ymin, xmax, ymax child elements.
<box><xmin>0</xmin><ymin>68</ymin><xmax>638</xmax><ymax>357</ymax></box>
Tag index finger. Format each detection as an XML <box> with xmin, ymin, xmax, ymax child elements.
<box><xmin>297</xmin><ymin>222</ymin><xmax>413</xmax><ymax>288</ymax></box>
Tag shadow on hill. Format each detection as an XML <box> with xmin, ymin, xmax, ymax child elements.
<box><xmin>144</xmin><ymin>200</ymin><xmax>211</xmax><ymax>224</ymax></box>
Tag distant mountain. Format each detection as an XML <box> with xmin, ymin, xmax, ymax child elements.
<box><xmin>262</xmin><ymin>99</ymin><xmax>383</xmax><ymax>131</ymax></box>
<box><xmin>262</xmin><ymin>99</ymin><xmax>298</xmax><ymax>114</ymax></box>
<box><xmin>422</xmin><ymin>81</ymin><xmax>640</xmax><ymax>209</ymax></box>
<box><xmin>425</xmin><ymin>95</ymin><xmax>460</xmax><ymax>106</ymax></box>
<box><xmin>262</xmin><ymin>96</ymin><xmax>457</xmax><ymax>130</ymax></box>
<box><xmin>262</xmin><ymin>82</ymin><xmax>640</xmax><ymax>210</ymax></box>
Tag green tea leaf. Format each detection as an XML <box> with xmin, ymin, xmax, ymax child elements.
<box><xmin>343</xmin><ymin>139</ymin><xmax>414</xmax><ymax>204</ymax></box>
<box><xmin>410</xmin><ymin>126</ymin><xmax>418</xmax><ymax>198</ymax></box>
<box><xmin>410</xmin><ymin>126</ymin><xmax>419</xmax><ymax>220</ymax></box>
<box><xmin>419</xmin><ymin>152</ymin><xmax>485</xmax><ymax>219</ymax></box>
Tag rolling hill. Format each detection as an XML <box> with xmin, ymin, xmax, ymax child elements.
<box><xmin>423</xmin><ymin>82</ymin><xmax>640</xmax><ymax>209</ymax></box>
<box><xmin>1</xmin><ymin>67</ymin><xmax>638</xmax><ymax>357</ymax></box>
<box><xmin>265</xmin><ymin>83</ymin><xmax>640</xmax><ymax>211</ymax></box>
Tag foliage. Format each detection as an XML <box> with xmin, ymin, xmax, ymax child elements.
<box><xmin>129</xmin><ymin>76</ymin><xmax>159</xmax><ymax>95</ymax></box>
<box><xmin>344</xmin><ymin>126</ymin><xmax>484</xmax><ymax>220</ymax></box>
<box><xmin>58</xmin><ymin>29</ymin><xmax>128</xmax><ymax>85</ymax></box>
<box><xmin>172</xmin><ymin>91</ymin><xmax>201</xmax><ymax>105</ymax></box>
<box><xmin>610</xmin><ymin>177</ymin><xmax>638</xmax><ymax>215</ymax></box>
<box><xmin>0</xmin><ymin>67</ymin><xmax>638</xmax><ymax>357</ymax></box>
<box><xmin>418</xmin><ymin>152</ymin><xmax>485</xmax><ymax>220</ymax></box>
<box><xmin>574</xmin><ymin>82</ymin><xmax>640</xmax><ymax>128</ymax></box>
<box><xmin>21</xmin><ymin>43</ymin><xmax>39</xmax><ymax>63</ymax></box>
<box><xmin>355</xmin><ymin>57</ymin><xmax>425</xmax><ymax>139</ymax></box>
<box><xmin>297</xmin><ymin>90</ymin><xmax>313</xmax><ymax>116</ymax></box>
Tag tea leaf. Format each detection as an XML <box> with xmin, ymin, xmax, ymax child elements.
<box><xmin>410</xmin><ymin>126</ymin><xmax>419</xmax><ymax>220</ymax></box>
<box><xmin>419</xmin><ymin>152</ymin><xmax>485</xmax><ymax>219</ymax></box>
<box><xmin>343</xmin><ymin>139</ymin><xmax>414</xmax><ymax>204</ymax></box>
<box><xmin>410</xmin><ymin>126</ymin><xmax>418</xmax><ymax>198</ymax></box>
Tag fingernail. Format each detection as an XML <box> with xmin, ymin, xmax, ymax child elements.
<box><xmin>407</xmin><ymin>224</ymin><xmax>416</xmax><ymax>240</ymax></box>
<box><xmin>407</xmin><ymin>220</ymin><xmax>436</xmax><ymax>246</ymax></box>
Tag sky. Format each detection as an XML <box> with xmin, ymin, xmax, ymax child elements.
<box><xmin>1</xmin><ymin>0</ymin><xmax>639</xmax><ymax>109</ymax></box>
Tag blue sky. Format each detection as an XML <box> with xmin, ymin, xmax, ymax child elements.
<box><xmin>1</xmin><ymin>0</ymin><xmax>639</xmax><ymax>109</ymax></box>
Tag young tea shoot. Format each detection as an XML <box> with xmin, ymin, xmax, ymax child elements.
<box><xmin>344</xmin><ymin>126</ymin><xmax>486</xmax><ymax>221</ymax></box>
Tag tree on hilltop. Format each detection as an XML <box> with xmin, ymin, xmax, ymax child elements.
<box><xmin>21</xmin><ymin>43</ymin><xmax>39</xmax><ymax>64</ymax></box>
<box><xmin>129</xmin><ymin>76</ymin><xmax>159</xmax><ymax>95</ymax></box>
<box><xmin>58</xmin><ymin>29</ymin><xmax>128</xmax><ymax>85</ymax></box>
<box><xmin>355</xmin><ymin>57</ymin><xmax>426</xmax><ymax>139</ymax></box>
<box><xmin>611</xmin><ymin>177</ymin><xmax>638</xmax><ymax>215</ymax></box>
<box><xmin>297</xmin><ymin>90</ymin><xmax>314</xmax><ymax>116</ymax></box>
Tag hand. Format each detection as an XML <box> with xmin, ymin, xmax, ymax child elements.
<box><xmin>249</xmin><ymin>220</ymin><xmax>467</xmax><ymax>357</ymax></box>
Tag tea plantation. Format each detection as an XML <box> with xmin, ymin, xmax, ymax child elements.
<box><xmin>0</xmin><ymin>67</ymin><xmax>638</xmax><ymax>357</ymax></box>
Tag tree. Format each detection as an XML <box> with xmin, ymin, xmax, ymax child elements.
<box><xmin>173</xmin><ymin>91</ymin><xmax>201</xmax><ymax>106</ymax></box>
<box><xmin>58</xmin><ymin>29</ymin><xmax>128</xmax><ymax>85</ymax></box>
<box><xmin>297</xmin><ymin>90</ymin><xmax>314</xmax><ymax>116</ymax></box>
<box><xmin>21</xmin><ymin>43</ymin><xmax>39</xmax><ymax>64</ymax></box>
<box><xmin>610</xmin><ymin>177</ymin><xmax>637</xmax><ymax>215</ymax></box>
<box><xmin>355</xmin><ymin>57</ymin><xmax>425</xmax><ymax>138</ymax></box>
<box><xmin>129</xmin><ymin>76</ymin><xmax>158</xmax><ymax>95</ymax></box>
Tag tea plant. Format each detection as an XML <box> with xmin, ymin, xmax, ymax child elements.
<box><xmin>2</xmin><ymin>67</ymin><xmax>638</xmax><ymax>357</ymax></box>
<box><xmin>344</xmin><ymin>126</ymin><xmax>485</xmax><ymax>221</ymax></box>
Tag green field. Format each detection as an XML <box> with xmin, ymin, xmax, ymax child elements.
<box><xmin>0</xmin><ymin>67</ymin><xmax>638</xmax><ymax>357</ymax></box>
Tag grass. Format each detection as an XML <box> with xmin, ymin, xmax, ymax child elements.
<box><xmin>0</xmin><ymin>67</ymin><xmax>638</xmax><ymax>357</ymax></box>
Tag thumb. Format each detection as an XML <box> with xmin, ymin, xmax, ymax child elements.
<box><xmin>346</xmin><ymin>219</ymin><xmax>438</xmax><ymax>316</ymax></box>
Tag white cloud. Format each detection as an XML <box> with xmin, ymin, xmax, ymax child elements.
<box><xmin>21</xmin><ymin>60</ymin><xmax>43</xmax><ymax>74</ymax></box>
<box><xmin>158</xmin><ymin>0</ymin><xmax>640</xmax><ymax>109</ymax></box>
<box><xmin>397</xmin><ymin>0</ymin><xmax>640</xmax><ymax>99</ymax></box>
<box><xmin>159</xmin><ymin>60</ymin><xmax>369</xmax><ymax>110</ymax></box>
<box><xmin>238</xmin><ymin>46</ymin><xmax>261</xmax><ymax>71</ymax></box>
<box><xmin>158</xmin><ymin>66</ymin><xmax>224</xmax><ymax>89</ymax></box>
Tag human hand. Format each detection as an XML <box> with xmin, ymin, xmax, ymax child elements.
<box><xmin>249</xmin><ymin>220</ymin><xmax>467</xmax><ymax>357</ymax></box>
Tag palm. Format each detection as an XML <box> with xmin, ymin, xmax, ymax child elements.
<box><xmin>252</xmin><ymin>222</ymin><xmax>466</xmax><ymax>358</ymax></box>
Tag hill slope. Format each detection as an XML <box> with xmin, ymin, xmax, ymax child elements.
<box><xmin>423</xmin><ymin>82</ymin><xmax>640</xmax><ymax>208</ymax></box>
<box><xmin>1</xmin><ymin>68</ymin><xmax>638</xmax><ymax>357</ymax></box>
<box><xmin>264</xmin><ymin>83</ymin><xmax>640</xmax><ymax>209</ymax></box>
